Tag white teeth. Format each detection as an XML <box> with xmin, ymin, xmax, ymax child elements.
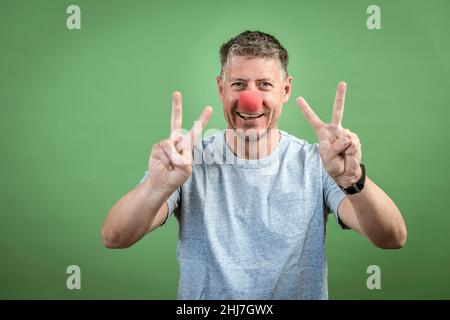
<box><xmin>237</xmin><ymin>112</ymin><xmax>263</xmax><ymax>118</ymax></box>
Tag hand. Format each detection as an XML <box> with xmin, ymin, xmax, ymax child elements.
<box><xmin>147</xmin><ymin>92</ymin><xmax>213</xmax><ymax>193</ymax></box>
<box><xmin>296</xmin><ymin>82</ymin><xmax>362</xmax><ymax>188</ymax></box>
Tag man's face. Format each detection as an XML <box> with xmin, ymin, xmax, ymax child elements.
<box><xmin>217</xmin><ymin>55</ymin><xmax>292</xmax><ymax>139</ymax></box>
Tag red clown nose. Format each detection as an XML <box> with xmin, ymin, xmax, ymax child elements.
<box><xmin>238</xmin><ymin>90</ymin><xmax>262</xmax><ymax>113</ymax></box>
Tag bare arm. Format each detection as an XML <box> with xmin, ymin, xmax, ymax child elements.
<box><xmin>101</xmin><ymin>180</ymin><xmax>171</xmax><ymax>249</ymax></box>
<box><xmin>338</xmin><ymin>177</ymin><xmax>407</xmax><ymax>249</ymax></box>
<box><xmin>297</xmin><ymin>82</ymin><xmax>407</xmax><ymax>249</ymax></box>
<box><xmin>101</xmin><ymin>92</ymin><xmax>213</xmax><ymax>249</ymax></box>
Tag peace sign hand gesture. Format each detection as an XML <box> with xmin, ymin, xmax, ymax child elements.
<box><xmin>296</xmin><ymin>82</ymin><xmax>362</xmax><ymax>188</ymax></box>
<box><xmin>147</xmin><ymin>92</ymin><xmax>213</xmax><ymax>194</ymax></box>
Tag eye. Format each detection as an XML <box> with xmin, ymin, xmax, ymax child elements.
<box><xmin>231</xmin><ymin>82</ymin><xmax>245</xmax><ymax>88</ymax></box>
<box><xmin>259</xmin><ymin>82</ymin><xmax>273</xmax><ymax>88</ymax></box>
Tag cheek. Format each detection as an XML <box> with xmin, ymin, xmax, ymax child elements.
<box><xmin>264</xmin><ymin>95</ymin><xmax>281</xmax><ymax>114</ymax></box>
<box><xmin>271</xmin><ymin>107</ymin><xmax>282</xmax><ymax>123</ymax></box>
<box><xmin>223</xmin><ymin>97</ymin><xmax>237</xmax><ymax>118</ymax></box>
<box><xmin>225</xmin><ymin>96</ymin><xmax>237</xmax><ymax>111</ymax></box>
<box><xmin>264</xmin><ymin>96</ymin><xmax>284</xmax><ymax>125</ymax></box>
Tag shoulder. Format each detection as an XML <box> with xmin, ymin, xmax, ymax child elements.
<box><xmin>281</xmin><ymin>131</ymin><xmax>328</xmax><ymax>182</ymax></box>
<box><xmin>280</xmin><ymin>130</ymin><xmax>319</xmax><ymax>156</ymax></box>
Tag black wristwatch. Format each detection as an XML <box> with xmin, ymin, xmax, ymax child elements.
<box><xmin>339</xmin><ymin>163</ymin><xmax>366</xmax><ymax>195</ymax></box>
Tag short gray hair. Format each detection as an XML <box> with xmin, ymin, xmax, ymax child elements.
<box><xmin>219</xmin><ymin>30</ymin><xmax>289</xmax><ymax>79</ymax></box>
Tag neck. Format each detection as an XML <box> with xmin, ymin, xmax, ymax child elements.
<box><xmin>225</xmin><ymin>128</ymin><xmax>281</xmax><ymax>160</ymax></box>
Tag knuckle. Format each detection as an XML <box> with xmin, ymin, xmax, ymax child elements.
<box><xmin>160</xmin><ymin>139</ymin><xmax>172</xmax><ymax>148</ymax></box>
<box><xmin>151</xmin><ymin>143</ymin><xmax>161</xmax><ymax>152</ymax></box>
<box><xmin>175</xmin><ymin>143</ymin><xmax>183</xmax><ymax>153</ymax></box>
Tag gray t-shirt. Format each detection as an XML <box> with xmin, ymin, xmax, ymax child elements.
<box><xmin>140</xmin><ymin>130</ymin><xmax>347</xmax><ymax>300</ymax></box>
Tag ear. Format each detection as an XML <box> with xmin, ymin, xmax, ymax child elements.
<box><xmin>282</xmin><ymin>76</ymin><xmax>293</xmax><ymax>104</ymax></box>
<box><xmin>216</xmin><ymin>76</ymin><xmax>224</xmax><ymax>102</ymax></box>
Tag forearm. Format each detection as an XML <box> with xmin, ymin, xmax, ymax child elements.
<box><xmin>347</xmin><ymin>177</ymin><xmax>407</xmax><ymax>248</ymax></box>
<box><xmin>101</xmin><ymin>180</ymin><xmax>172</xmax><ymax>248</ymax></box>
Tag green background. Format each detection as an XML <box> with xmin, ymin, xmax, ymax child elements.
<box><xmin>1</xmin><ymin>0</ymin><xmax>449</xmax><ymax>299</ymax></box>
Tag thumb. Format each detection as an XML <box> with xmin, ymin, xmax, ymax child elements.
<box><xmin>332</xmin><ymin>136</ymin><xmax>351</xmax><ymax>154</ymax></box>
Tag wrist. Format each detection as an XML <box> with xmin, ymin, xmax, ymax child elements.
<box><xmin>343</xmin><ymin>165</ymin><xmax>363</xmax><ymax>187</ymax></box>
<box><xmin>339</xmin><ymin>163</ymin><xmax>366</xmax><ymax>195</ymax></box>
<box><xmin>144</xmin><ymin>178</ymin><xmax>175</xmax><ymax>198</ymax></box>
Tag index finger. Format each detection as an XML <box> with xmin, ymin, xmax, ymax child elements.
<box><xmin>189</xmin><ymin>106</ymin><xmax>213</xmax><ymax>145</ymax></box>
<box><xmin>331</xmin><ymin>82</ymin><xmax>347</xmax><ymax>127</ymax></box>
<box><xmin>171</xmin><ymin>91</ymin><xmax>182</xmax><ymax>134</ymax></box>
<box><xmin>296</xmin><ymin>97</ymin><xmax>325</xmax><ymax>131</ymax></box>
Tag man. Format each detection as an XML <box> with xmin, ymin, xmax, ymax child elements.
<box><xmin>102</xmin><ymin>31</ymin><xmax>407</xmax><ymax>299</ymax></box>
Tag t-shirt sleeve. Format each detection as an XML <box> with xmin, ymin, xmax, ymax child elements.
<box><xmin>320</xmin><ymin>161</ymin><xmax>350</xmax><ymax>230</ymax></box>
<box><xmin>138</xmin><ymin>171</ymin><xmax>181</xmax><ymax>225</ymax></box>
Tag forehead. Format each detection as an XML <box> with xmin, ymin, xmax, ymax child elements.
<box><xmin>225</xmin><ymin>55</ymin><xmax>283</xmax><ymax>81</ymax></box>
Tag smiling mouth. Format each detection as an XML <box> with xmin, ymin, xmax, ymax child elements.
<box><xmin>236</xmin><ymin>111</ymin><xmax>265</xmax><ymax>120</ymax></box>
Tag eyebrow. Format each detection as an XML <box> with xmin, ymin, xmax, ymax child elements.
<box><xmin>230</xmin><ymin>78</ymin><xmax>248</xmax><ymax>82</ymax></box>
<box><xmin>230</xmin><ymin>78</ymin><xmax>274</xmax><ymax>82</ymax></box>
<box><xmin>257</xmin><ymin>78</ymin><xmax>274</xmax><ymax>82</ymax></box>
